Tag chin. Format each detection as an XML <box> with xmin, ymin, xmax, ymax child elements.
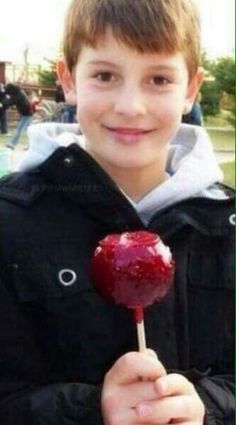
<box><xmin>108</xmin><ymin>156</ymin><xmax>152</xmax><ymax>170</ymax></box>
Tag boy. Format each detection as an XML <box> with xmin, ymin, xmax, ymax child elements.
<box><xmin>0</xmin><ymin>0</ymin><xmax>234</xmax><ymax>424</ymax></box>
<box><xmin>0</xmin><ymin>83</ymin><xmax>8</xmax><ymax>134</ymax></box>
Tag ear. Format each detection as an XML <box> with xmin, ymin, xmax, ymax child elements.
<box><xmin>183</xmin><ymin>67</ymin><xmax>204</xmax><ymax>114</ymax></box>
<box><xmin>56</xmin><ymin>60</ymin><xmax>77</xmax><ymax>105</ymax></box>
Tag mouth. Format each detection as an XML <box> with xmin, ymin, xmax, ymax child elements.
<box><xmin>103</xmin><ymin>125</ymin><xmax>155</xmax><ymax>143</ymax></box>
<box><xmin>104</xmin><ymin>126</ymin><xmax>154</xmax><ymax>135</ymax></box>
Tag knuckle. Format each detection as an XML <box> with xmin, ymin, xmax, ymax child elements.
<box><xmin>172</xmin><ymin>374</ymin><xmax>195</xmax><ymax>393</ymax></box>
<box><xmin>145</xmin><ymin>348</ymin><xmax>158</xmax><ymax>359</ymax></box>
<box><xmin>196</xmin><ymin>395</ymin><xmax>206</xmax><ymax>418</ymax></box>
<box><xmin>118</xmin><ymin>351</ymin><xmax>136</xmax><ymax>369</ymax></box>
<box><xmin>105</xmin><ymin>411</ymin><xmax>119</xmax><ymax>425</ymax></box>
<box><xmin>109</xmin><ymin>414</ymin><xmax>120</xmax><ymax>425</ymax></box>
<box><xmin>103</xmin><ymin>368</ymin><xmax>113</xmax><ymax>385</ymax></box>
<box><xmin>171</xmin><ymin>372</ymin><xmax>182</xmax><ymax>381</ymax></box>
<box><xmin>157</xmin><ymin>362</ymin><xmax>167</xmax><ymax>376</ymax></box>
<box><xmin>188</xmin><ymin>381</ymin><xmax>195</xmax><ymax>393</ymax></box>
<box><xmin>180</xmin><ymin>397</ymin><xmax>195</xmax><ymax>418</ymax></box>
<box><xmin>102</xmin><ymin>391</ymin><xmax>118</xmax><ymax>415</ymax></box>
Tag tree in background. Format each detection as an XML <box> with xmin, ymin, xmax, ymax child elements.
<box><xmin>200</xmin><ymin>53</ymin><xmax>234</xmax><ymax>120</ymax></box>
<box><xmin>212</xmin><ymin>57</ymin><xmax>235</xmax><ymax>96</ymax></box>
<box><xmin>38</xmin><ymin>59</ymin><xmax>57</xmax><ymax>87</ymax></box>
<box><xmin>201</xmin><ymin>81</ymin><xmax>221</xmax><ymax>116</ymax></box>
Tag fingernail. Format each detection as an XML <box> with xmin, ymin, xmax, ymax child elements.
<box><xmin>137</xmin><ymin>403</ymin><xmax>152</xmax><ymax>417</ymax></box>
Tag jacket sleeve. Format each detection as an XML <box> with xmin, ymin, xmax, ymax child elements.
<box><xmin>181</xmin><ymin>367</ymin><xmax>233</xmax><ymax>425</ymax></box>
<box><xmin>0</xmin><ymin>383</ymin><xmax>103</xmax><ymax>425</ymax></box>
<box><xmin>0</xmin><ymin>273</ymin><xmax>104</xmax><ymax>425</ymax></box>
<box><xmin>168</xmin><ymin>367</ymin><xmax>234</xmax><ymax>425</ymax></box>
<box><xmin>195</xmin><ymin>374</ymin><xmax>234</xmax><ymax>425</ymax></box>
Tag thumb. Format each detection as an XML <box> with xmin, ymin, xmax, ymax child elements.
<box><xmin>107</xmin><ymin>351</ymin><xmax>166</xmax><ymax>385</ymax></box>
<box><xmin>145</xmin><ymin>349</ymin><xmax>159</xmax><ymax>360</ymax></box>
<box><xmin>144</xmin><ymin>350</ymin><xmax>167</xmax><ymax>376</ymax></box>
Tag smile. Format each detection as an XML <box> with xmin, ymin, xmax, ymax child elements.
<box><xmin>103</xmin><ymin>126</ymin><xmax>155</xmax><ymax>143</ymax></box>
<box><xmin>104</xmin><ymin>126</ymin><xmax>154</xmax><ymax>135</ymax></box>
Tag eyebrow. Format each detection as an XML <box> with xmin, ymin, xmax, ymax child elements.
<box><xmin>86</xmin><ymin>60</ymin><xmax>180</xmax><ymax>73</ymax></box>
<box><xmin>86</xmin><ymin>60</ymin><xmax>119</xmax><ymax>68</ymax></box>
<box><xmin>147</xmin><ymin>65</ymin><xmax>180</xmax><ymax>73</ymax></box>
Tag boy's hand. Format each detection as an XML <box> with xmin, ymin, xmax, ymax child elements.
<box><xmin>101</xmin><ymin>350</ymin><xmax>166</xmax><ymax>425</ymax></box>
<box><xmin>136</xmin><ymin>373</ymin><xmax>205</xmax><ymax>424</ymax></box>
<box><xmin>102</xmin><ymin>351</ymin><xmax>205</xmax><ymax>424</ymax></box>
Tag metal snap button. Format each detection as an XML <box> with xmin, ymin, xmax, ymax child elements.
<box><xmin>229</xmin><ymin>214</ymin><xmax>235</xmax><ymax>226</ymax></box>
<box><xmin>58</xmin><ymin>269</ymin><xmax>77</xmax><ymax>286</ymax></box>
<box><xmin>64</xmin><ymin>156</ymin><xmax>74</xmax><ymax>167</ymax></box>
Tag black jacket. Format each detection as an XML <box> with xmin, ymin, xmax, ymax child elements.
<box><xmin>3</xmin><ymin>84</ymin><xmax>32</xmax><ymax>116</ymax></box>
<box><xmin>0</xmin><ymin>144</ymin><xmax>234</xmax><ymax>424</ymax></box>
<box><xmin>55</xmin><ymin>84</ymin><xmax>65</xmax><ymax>103</ymax></box>
<box><xmin>0</xmin><ymin>86</ymin><xmax>7</xmax><ymax>116</ymax></box>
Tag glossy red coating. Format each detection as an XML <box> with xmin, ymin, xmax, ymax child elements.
<box><xmin>91</xmin><ymin>231</ymin><xmax>174</xmax><ymax>308</ymax></box>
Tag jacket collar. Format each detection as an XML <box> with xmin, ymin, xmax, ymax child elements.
<box><xmin>0</xmin><ymin>143</ymin><xmax>234</xmax><ymax>237</ymax></box>
<box><xmin>39</xmin><ymin>143</ymin><xmax>144</xmax><ymax>231</ymax></box>
<box><xmin>39</xmin><ymin>143</ymin><xmax>234</xmax><ymax>235</ymax></box>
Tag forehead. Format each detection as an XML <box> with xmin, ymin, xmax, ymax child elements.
<box><xmin>77</xmin><ymin>29</ymin><xmax>187</xmax><ymax>71</ymax></box>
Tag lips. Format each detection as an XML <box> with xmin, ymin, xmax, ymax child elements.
<box><xmin>103</xmin><ymin>125</ymin><xmax>155</xmax><ymax>143</ymax></box>
<box><xmin>104</xmin><ymin>126</ymin><xmax>153</xmax><ymax>135</ymax></box>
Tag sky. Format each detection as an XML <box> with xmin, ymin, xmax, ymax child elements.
<box><xmin>0</xmin><ymin>0</ymin><xmax>234</xmax><ymax>64</ymax></box>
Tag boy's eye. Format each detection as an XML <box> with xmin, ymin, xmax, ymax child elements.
<box><xmin>93</xmin><ymin>72</ymin><xmax>115</xmax><ymax>82</ymax></box>
<box><xmin>151</xmin><ymin>76</ymin><xmax>170</xmax><ymax>86</ymax></box>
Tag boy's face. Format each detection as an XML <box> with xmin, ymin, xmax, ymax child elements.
<box><xmin>59</xmin><ymin>30</ymin><xmax>203</xmax><ymax>173</ymax></box>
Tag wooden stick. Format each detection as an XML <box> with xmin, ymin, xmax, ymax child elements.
<box><xmin>136</xmin><ymin>320</ymin><xmax>146</xmax><ymax>352</ymax></box>
<box><xmin>133</xmin><ymin>307</ymin><xmax>159</xmax><ymax>358</ymax></box>
<box><xmin>133</xmin><ymin>306</ymin><xmax>147</xmax><ymax>352</ymax></box>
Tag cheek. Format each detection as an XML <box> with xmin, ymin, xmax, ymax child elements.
<box><xmin>76</xmin><ymin>90</ymin><xmax>108</xmax><ymax>124</ymax></box>
<box><xmin>157</xmin><ymin>106</ymin><xmax>181</xmax><ymax>127</ymax></box>
<box><xmin>156</xmin><ymin>94</ymin><xmax>186</xmax><ymax>122</ymax></box>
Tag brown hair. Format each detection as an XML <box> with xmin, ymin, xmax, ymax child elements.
<box><xmin>63</xmin><ymin>0</ymin><xmax>201</xmax><ymax>79</ymax></box>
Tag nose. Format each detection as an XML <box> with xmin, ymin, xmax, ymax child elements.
<box><xmin>114</xmin><ymin>85</ymin><xmax>147</xmax><ymax>117</ymax></box>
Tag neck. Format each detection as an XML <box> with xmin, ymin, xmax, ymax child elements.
<box><xmin>89</xmin><ymin>155</ymin><xmax>168</xmax><ymax>202</ymax></box>
<box><xmin>113</xmin><ymin>168</ymin><xmax>168</xmax><ymax>201</ymax></box>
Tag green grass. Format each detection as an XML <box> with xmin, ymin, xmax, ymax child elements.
<box><xmin>0</xmin><ymin>132</ymin><xmax>28</xmax><ymax>147</ymax></box>
<box><xmin>220</xmin><ymin>161</ymin><xmax>235</xmax><ymax>188</ymax></box>
<box><xmin>204</xmin><ymin>110</ymin><xmax>234</xmax><ymax>128</ymax></box>
<box><xmin>207</xmin><ymin>128</ymin><xmax>235</xmax><ymax>151</ymax></box>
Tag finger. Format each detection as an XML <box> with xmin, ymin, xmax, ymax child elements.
<box><xmin>117</xmin><ymin>380</ymin><xmax>159</xmax><ymax>406</ymax></box>
<box><xmin>145</xmin><ymin>348</ymin><xmax>159</xmax><ymax>359</ymax></box>
<box><xmin>138</xmin><ymin>419</ymin><xmax>168</xmax><ymax>425</ymax></box>
<box><xmin>154</xmin><ymin>374</ymin><xmax>195</xmax><ymax>397</ymax></box>
<box><xmin>136</xmin><ymin>395</ymin><xmax>201</xmax><ymax>423</ymax></box>
<box><xmin>103</xmin><ymin>405</ymin><xmax>138</xmax><ymax>425</ymax></box>
<box><xmin>169</xmin><ymin>422</ymin><xmax>197</xmax><ymax>424</ymax></box>
<box><xmin>169</xmin><ymin>420</ymin><xmax>190</xmax><ymax>424</ymax></box>
<box><xmin>106</xmin><ymin>351</ymin><xmax>166</xmax><ymax>385</ymax></box>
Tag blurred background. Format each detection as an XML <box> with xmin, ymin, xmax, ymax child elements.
<box><xmin>0</xmin><ymin>0</ymin><xmax>235</xmax><ymax>186</ymax></box>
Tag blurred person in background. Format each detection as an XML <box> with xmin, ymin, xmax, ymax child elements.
<box><xmin>2</xmin><ymin>83</ymin><xmax>32</xmax><ymax>149</ymax></box>
<box><xmin>55</xmin><ymin>79</ymin><xmax>77</xmax><ymax>123</ymax></box>
<box><xmin>182</xmin><ymin>92</ymin><xmax>204</xmax><ymax>126</ymax></box>
<box><xmin>0</xmin><ymin>83</ymin><xmax>9</xmax><ymax>135</ymax></box>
